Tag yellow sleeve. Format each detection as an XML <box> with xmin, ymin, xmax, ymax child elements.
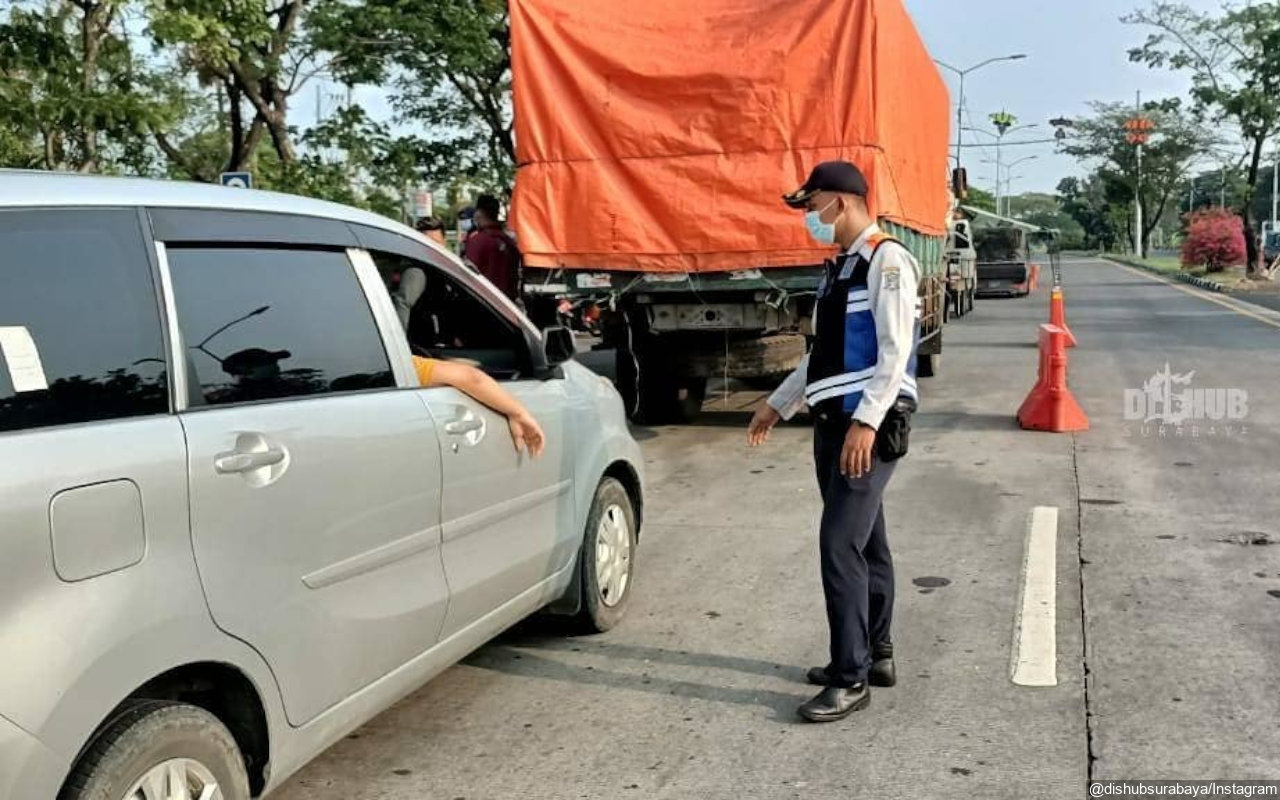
<box><xmin>412</xmin><ymin>356</ymin><xmax>437</xmax><ymax>387</ymax></box>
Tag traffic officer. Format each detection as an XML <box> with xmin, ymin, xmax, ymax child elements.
<box><xmin>748</xmin><ymin>161</ymin><xmax>920</xmax><ymax>723</ymax></box>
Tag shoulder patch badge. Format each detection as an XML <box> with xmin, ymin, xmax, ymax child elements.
<box><xmin>882</xmin><ymin>265</ymin><xmax>901</xmax><ymax>290</ymax></box>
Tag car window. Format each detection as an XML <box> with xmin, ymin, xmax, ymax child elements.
<box><xmin>371</xmin><ymin>251</ymin><xmax>530</xmax><ymax>381</ymax></box>
<box><xmin>167</xmin><ymin>247</ymin><xmax>394</xmax><ymax>407</ymax></box>
<box><xmin>0</xmin><ymin>209</ymin><xmax>168</xmax><ymax>433</ymax></box>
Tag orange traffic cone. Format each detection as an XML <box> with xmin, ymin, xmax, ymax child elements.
<box><xmin>1018</xmin><ymin>324</ymin><xmax>1089</xmax><ymax>432</ymax></box>
<box><xmin>1048</xmin><ymin>286</ymin><xmax>1077</xmax><ymax>347</ymax></box>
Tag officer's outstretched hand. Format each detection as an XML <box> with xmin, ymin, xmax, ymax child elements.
<box><xmin>841</xmin><ymin>422</ymin><xmax>877</xmax><ymax>478</ymax></box>
<box><xmin>747</xmin><ymin>404</ymin><xmax>781</xmax><ymax>447</ymax></box>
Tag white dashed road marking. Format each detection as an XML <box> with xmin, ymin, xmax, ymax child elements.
<box><xmin>1012</xmin><ymin>505</ymin><xmax>1059</xmax><ymax>687</ymax></box>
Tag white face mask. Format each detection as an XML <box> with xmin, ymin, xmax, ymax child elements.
<box><xmin>804</xmin><ymin>199</ymin><xmax>838</xmax><ymax>244</ymax></box>
<box><xmin>460</xmin><ymin>218</ymin><xmax>474</xmax><ymax>233</ymax></box>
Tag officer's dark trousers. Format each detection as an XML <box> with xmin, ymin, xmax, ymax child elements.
<box><xmin>814</xmin><ymin>415</ymin><xmax>897</xmax><ymax>687</ymax></box>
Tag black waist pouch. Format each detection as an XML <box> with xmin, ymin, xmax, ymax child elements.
<box><xmin>875</xmin><ymin>399</ymin><xmax>916</xmax><ymax>462</ymax></box>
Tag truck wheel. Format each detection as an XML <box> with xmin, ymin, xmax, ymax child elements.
<box><xmin>917</xmin><ymin>352</ymin><xmax>938</xmax><ymax>378</ymax></box>
<box><xmin>618</xmin><ymin>347</ymin><xmax>705</xmax><ymax>424</ymax></box>
<box><xmin>60</xmin><ymin>700</ymin><xmax>249</xmax><ymax>800</ymax></box>
<box><xmin>576</xmin><ymin>477</ymin><xmax>638</xmax><ymax>633</ymax></box>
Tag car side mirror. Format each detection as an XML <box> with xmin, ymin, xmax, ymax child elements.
<box><xmin>542</xmin><ymin>327</ymin><xmax>575</xmax><ymax>366</ymax></box>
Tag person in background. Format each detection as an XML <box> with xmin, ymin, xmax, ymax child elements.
<box><xmin>458</xmin><ymin>206</ymin><xmax>476</xmax><ymax>259</ymax></box>
<box><xmin>411</xmin><ymin>355</ymin><xmax>545</xmax><ymax>458</ymax></box>
<box><xmin>465</xmin><ymin>194</ymin><xmax>521</xmax><ymax>300</ymax></box>
<box><xmin>415</xmin><ymin>217</ymin><xmax>448</xmax><ymax>246</ymax></box>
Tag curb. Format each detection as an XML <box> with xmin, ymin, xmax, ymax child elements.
<box><xmin>1102</xmin><ymin>256</ymin><xmax>1229</xmax><ymax>293</ymax></box>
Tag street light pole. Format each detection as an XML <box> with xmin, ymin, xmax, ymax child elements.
<box><xmin>1001</xmin><ymin>155</ymin><xmax>1039</xmax><ymax>215</ymax></box>
<box><xmin>994</xmin><ymin>125</ymin><xmax>1036</xmax><ymax>216</ymax></box>
<box><xmin>966</xmin><ymin>123</ymin><xmax>1035</xmax><ymax>216</ymax></box>
<box><xmin>934</xmin><ymin>54</ymin><xmax>1027</xmax><ymax>174</ymax></box>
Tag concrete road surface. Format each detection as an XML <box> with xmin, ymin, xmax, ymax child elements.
<box><xmin>275</xmin><ymin>257</ymin><xmax>1279</xmax><ymax>799</ymax></box>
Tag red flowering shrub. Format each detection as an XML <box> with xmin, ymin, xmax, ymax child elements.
<box><xmin>1181</xmin><ymin>208</ymin><xmax>1246</xmax><ymax>272</ymax></box>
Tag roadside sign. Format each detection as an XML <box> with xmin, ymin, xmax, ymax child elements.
<box><xmin>220</xmin><ymin>172</ymin><xmax>252</xmax><ymax>189</ymax></box>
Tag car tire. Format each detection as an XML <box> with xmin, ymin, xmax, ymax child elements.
<box><xmin>576</xmin><ymin>478</ymin><xmax>638</xmax><ymax>633</ymax></box>
<box><xmin>60</xmin><ymin>700</ymin><xmax>249</xmax><ymax>800</ymax></box>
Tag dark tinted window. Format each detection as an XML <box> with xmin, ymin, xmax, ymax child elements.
<box><xmin>372</xmin><ymin>251</ymin><xmax>530</xmax><ymax>380</ymax></box>
<box><xmin>0</xmin><ymin>209</ymin><xmax>168</xmax><ymax>433</ymax></box>
<box><xmin>168</xmin><ymin>247</ymin><xmax>394</xmax><ymax>406</ymax></box>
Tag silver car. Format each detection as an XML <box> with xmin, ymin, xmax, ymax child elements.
<box><xmin>0</xmin><ymin>172</ymin><xmax>644</xmax><ymax>800</ymax></box>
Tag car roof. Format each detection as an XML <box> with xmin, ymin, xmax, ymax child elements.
<box><xmin>0</xmin><ymin>169</ymin><xmax>435</xmax><ymax>248</ymax></box>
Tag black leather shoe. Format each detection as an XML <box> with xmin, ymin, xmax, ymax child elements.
<box><xmin>869</xmin><ymin>642</ymin><xmax>896</xmax><ymax>688</ymax></box>
<box><xmin>805</xmin><ymin>665</ymin><xmax>832</xmax><ymax>686</ymax></box>
<box><xmin>807</xmin><ymin>643</ymin><xmax>896</xmax><ymax>688</ymax></box>
<box><xmin>798</xmin><ymin>684</ymin><xmax>870</xmax><ymax>723</ymax></box>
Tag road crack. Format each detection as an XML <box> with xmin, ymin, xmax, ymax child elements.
<box><xmin>1071</xmin><ymin>432</ymin><xmax>1098</xmax><ymax>783</ymax></box>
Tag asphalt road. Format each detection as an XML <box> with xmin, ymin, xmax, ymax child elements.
<box><xmin>275</xmin><ymin>257</ymin><xmax>1280</xmax><ymax>799</ymax></box>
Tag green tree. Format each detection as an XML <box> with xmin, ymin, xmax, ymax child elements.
<box><xmin>1126</xmin><ymin>2</ymin><xmax>1280</xmax><ymax>273</ymax></box>
<box><xmin>1006</xmin><ymin>192</ymin><xmax>1088</xmax><ymax>247</ymax></box>
<box><xmin>273</xmin><ymin>105</ymin><xmax>422</xmax><ymax>218</ymax></box>
<box><xmin>963</xmin><ymin>185</ymin><xmax>997</xmax><ymax>213</ymax></box>
<box><xmin>1058</xmin><ymin>175</ymin><xmax>1122</xmax><ymax>251</ymax></box>
<box><xmin>147</xmin><ymin>0</ymin><xmax>311</xmax><ymax>172</ymax></box>
<box><xmin>1061</xmin><ymin>98</ymin><xmax>1213</xmax><ymax>257</ymax></box>
<box><xmin>0</xmin><ymin>0</ymin><xmax>175</xmax><ymax>172</ymax></box>
<box><xmin>310</xmin><ymin>0</ymin><xmax>513</xmax><ymax>191</ymax></box>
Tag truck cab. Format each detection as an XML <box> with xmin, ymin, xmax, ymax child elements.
<box><xmin>945</xmin><ymin>214</ymin><xmax>978</xmax><ymax>317</ymax></box>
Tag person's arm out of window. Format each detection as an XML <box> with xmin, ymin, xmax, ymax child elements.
<box><xmin>415</xmin><ymin>356</ymin><xmax>545</xmax><ymax>457</ymax></box>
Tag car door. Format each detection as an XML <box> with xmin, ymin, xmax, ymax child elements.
<box><xmin>159</xmin><ymin>218</ymin><xmax>450</xmax><ymax>727</ymax></box>
<box><xmin>362</xmin><ymin>241</ymin><xmax>576</xmax><ymax>640</ymax></box>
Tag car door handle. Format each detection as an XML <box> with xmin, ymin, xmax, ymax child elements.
<box><xmin>444</xmin><ymin>419</ymin><xmax>485</xmax><ymax>436</ymax></box>
<box><xmin>214</xmin><ymin>448</ymin><xmax>286</xmax><ymax>474</ymax></box>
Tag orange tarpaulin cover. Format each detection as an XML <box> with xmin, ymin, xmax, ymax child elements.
<box><xmin>510</xmin><ymin>0</ymin><xmax>951</xmax><ymax>273</ymax></box>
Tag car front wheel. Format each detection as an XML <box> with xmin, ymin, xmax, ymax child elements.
<box><xmin>577</xmin><ymin>477</ymin><xmax>638</xmax><ymax>633</ymax></box>
<box><xmin>61</xmin><ymin>700</ymin><xmax>249</xmax><ymax>800</ymax></box>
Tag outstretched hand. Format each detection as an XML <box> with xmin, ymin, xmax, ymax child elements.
<box><xmin>747</xmin><ymin>404</ymin><xmax>781</xmax><ymax>447</ymax></box>
<box><xmin>508</xmin><ymin>412</ymin><xmax>546</xmax><ymax>458</ymax></box>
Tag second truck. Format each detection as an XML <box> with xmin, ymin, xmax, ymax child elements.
<box><xmin>511</xmin><ymin>0</ymin><xmax>954</xmax><ymax>422</ymax></box>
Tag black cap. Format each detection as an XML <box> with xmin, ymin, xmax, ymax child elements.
<box><xmin>783</xmin><ymin>161</ymin><xmax>869</xmax><ymax>208</ymax></box>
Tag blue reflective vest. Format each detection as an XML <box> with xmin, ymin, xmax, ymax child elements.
<box><xmin>805</xmin><ymin>234</ymin><xmax>920</xmax><ymax>417</ymax></box>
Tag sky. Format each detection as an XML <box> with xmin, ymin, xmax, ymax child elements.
<box><xmin>904</xmin><ymin>0</ymin><xmax>1219</xmax><ymax>195</ymax></box>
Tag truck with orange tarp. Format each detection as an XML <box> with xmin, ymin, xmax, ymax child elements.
<box><xmin>511</xmin><ymin>0</ymin><xmax>953</xmax><ymax>422</ymax></box>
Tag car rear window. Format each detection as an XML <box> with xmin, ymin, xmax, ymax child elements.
<box><xmin>0</xmin><ymin>209</ymin><xmax>168</xmax><ymax>433</ymax></box>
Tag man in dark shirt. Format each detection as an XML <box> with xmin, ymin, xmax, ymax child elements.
<box><xmin>465</xmin><ymin>194</ymin><xmax>520</xmax><ymax>300</ymax></box>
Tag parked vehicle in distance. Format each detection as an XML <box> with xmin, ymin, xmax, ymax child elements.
<box><xmin>1261</xmin><ymin>221</ymin><xmax>1280</xmax><ymax>266</ymax></box>
<box><xmin>945</xmin><ymin>212</ymin><xmax>978</xmax><ymax>318</ymax></box>
<box><xmin>973</xmin><ymin>226</ymin><xmax>1032</xmax><ymax>298</ymax></box>
<box><xmin>0</xmin><ymin>171</ymin><xmax>644</xmax><ymax>800</ymax></box>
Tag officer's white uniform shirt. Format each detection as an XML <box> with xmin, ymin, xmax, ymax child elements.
<box><xmin>767</xmin><ymin>223</ymin><xmax>921</xmax><ymax>429</ymax></box>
